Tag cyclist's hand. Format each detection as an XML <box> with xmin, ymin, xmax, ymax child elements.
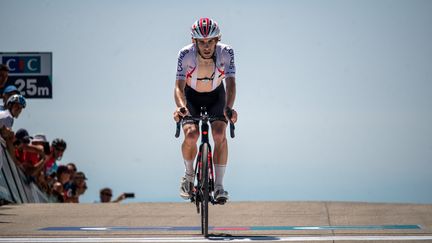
<box><xmin>224</xmin><ymin>108</ymin><xmax>238</xmax><ymax>123</ymax></box>
<box><xmin>174</xmin><ymin>107</ymin><xmax>188</xmax><ymax>122</ymax></box>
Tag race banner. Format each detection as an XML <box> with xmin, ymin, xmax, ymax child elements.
<box><xmin>1</xmin><ymin>52</ymin><xmax>52</xmax><ymax>98</ymax></box>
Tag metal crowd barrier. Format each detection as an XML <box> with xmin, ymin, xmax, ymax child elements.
<box><xmin>0</xmin><ymin>143</ymin><xmax>53</xmax><ymax>204</ymax></box>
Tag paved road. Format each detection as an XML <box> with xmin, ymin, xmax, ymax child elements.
<box><xmin>0</xmin><ymin>201</ymin><xmax>431</xmax><ymax>242</ymax></box>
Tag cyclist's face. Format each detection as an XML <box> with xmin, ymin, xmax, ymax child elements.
<box><xmin>11</xmin><ymin>103</ymin><xmax>23</xmax><ymax>118</ymax></box>
<box><xmin>53</xmin><ymin>146</ymin><xmax>65</xmax><ymax>160</ymax></box>
<box><xmin>195</xmin><ymin>38</ymin><xmax>218</xmax><ymax>59</ymax></box>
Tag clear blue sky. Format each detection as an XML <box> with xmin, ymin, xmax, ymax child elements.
<box><xmin>1</xmin><ymin>0</ymin><xmax>431</xmax><ymax>204</ymax></box>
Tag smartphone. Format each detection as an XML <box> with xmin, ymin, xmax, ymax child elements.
<box><xmin>124</xmin><ymin>193</ymin><xmax>135</xmax><ymax>198</ymax></box>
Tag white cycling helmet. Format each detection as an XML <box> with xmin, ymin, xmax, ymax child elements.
<box><xmin>191</xmin><ymin>18</ymin><xmax>221</xmax><ymax>39</ymax></box>
<box><xmin>6</xmin><ymin>94</ymin><xmax>26</xmax><ymax>108</ymax></box>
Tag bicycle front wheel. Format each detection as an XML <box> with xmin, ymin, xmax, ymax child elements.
<box><xmin>200</xmin><ymin>143</ymin><xmax>209</xmax><ymax>237</ymax></box>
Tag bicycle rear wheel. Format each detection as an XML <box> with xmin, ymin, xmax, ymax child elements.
<box><xmin>200</xmin><ymin>143</ymin><xmax>209</xmax><ymax>237</ymax></box>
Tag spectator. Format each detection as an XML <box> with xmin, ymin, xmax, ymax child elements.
<box><xmin>14</xmin><ymin>128</ymin><xmax>32</xmax><ymax>146</ymax></box>
<box><xmin>45</xmin><ymin>171</ymin><xmax>57</xmax><ymax>195</ymax></box>
<box><xmin>0</xmin><ymin>123</ymin><xmax>15</xmax><ymax>169</ymax></box>
<box><xmin>55</xmin><ymin>165</ymin><xmax>71</xmax><ymax>185</ymax></box>
<box><xmin>0</xmin><ymin>94</ymin><xmax>26</xmax><ymax>129</ymax></box>
<box><xmin>44</xmin><ymin>138</ymin><xmax>67</xmax><ymax>175</ymax></box>
<box><xmin>0</xmin><ymin>64</ymin><xmax>9</xmax><ymax>94</ymax></box>
<box><xmin>51</xmin><ymin>165</ymin><xmax>72</xmax><ymax>202</ymax></box>
<box><xmin>66</xmin><ymin>162</ymin><xmax>77</xmax><ymax>178</ymax></box>
<box><xmin>52</xmin><ymin>182</ymin><xmax>65</xmax><ymax>202</ymax></box>
<box><xmin>0</xmin><ymin>95</ymin><xmax>26</xmax><ymax>170</ymax></box>
<box><xmin>99</xmin><ymin>187</ymin><xmax>129</xmax><ymax>203</ymax></box>
<box><xmin>1</xmin><ymin>85</ymin><xmax>20</xmax><ymax>111</ymax></box>
<box><xmin>32</xmin><ymin>134</ymin><xmax>51</xmax><ymax>155</ymax></box>
<box><xmin>64</xmin><ymin>171</ymin><xmax>87</xmax><ymax>203</ymax></box>
<box><xmin>74</xmin><ymin>171</ymin><xmax>88</xmax><ymax>197</ymax></box>
<box><xmin>10</xmin><ymin>129</ymin><xmax>49</xmax><ymax>179</ymax></box>
<box><xmin>29</xmin><ymin>134</ymin><xmax>53</xmax><ymax>187</ymax></box>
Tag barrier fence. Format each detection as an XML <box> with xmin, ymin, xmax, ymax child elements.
<box><xmin>0</xmin><ymin>143</ymin><xmax>53</xmax><ymax>204</ymax></box>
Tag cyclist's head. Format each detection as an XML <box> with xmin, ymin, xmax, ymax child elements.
<box><xmin>6</xmin><ymin>94</ymin><xmax>26</xmax><ymax>118</ymax></box>
<box><xmin>51</xmin><ymin>138</ymin><xmax>67</xmax><ymax>160</ymax></box>
<box><xmin>6</xmin><ymin>94</ymin><xmax>26</xmax><ymax>108</ymax></box>
<box><xmin>191</xmin><ymin>18</ymin><xmax>220</xmax><ymax>59</ymax></box>
<box><xmin>191</xmin><ymin>18</ymin><xmax>221</xmax><ymax>40</ymax></box>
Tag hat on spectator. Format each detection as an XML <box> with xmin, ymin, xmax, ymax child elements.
<box><xmin>3</xmin><ymin>85</ymin><xmax>19</xmax><ymax>95</ymax></box>
<box><xmin>75</xmin><ymin>171</ymin><xmax>88</xmax><ymax>180</ymax></box>
<box><xmin>32</xmin><ymin>134</ymin><xmax>48</xmax><ymax>143</ymax></box>
<box><xmin>15</xmin><ymin>128</ymin><xmax>33</xmax><ymax>141</ymax></box>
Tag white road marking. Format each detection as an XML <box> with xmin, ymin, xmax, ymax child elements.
<box><xmin>79</xmin><ymin>227</ymin><xmax>108</xmax><ymax>231</ymax></box>
<box><xmin>1</xmin><ymin>235</ymin><xmax>432</xmax><ymax>242</ymax></box>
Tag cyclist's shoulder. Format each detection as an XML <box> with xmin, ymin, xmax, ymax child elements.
<box><xmin>177</xmin><ymin>44</ymin><xmax>196</xmax><ymax>65</ymax></box>
<box><xmin>217</xmin><ymin>42</ymin><xmax>235</xmax><ymax>52</ymax></box>
<box><xmin>178</xmin><ymin>43</ymin><xmax>196</xmax><ymax>54</ymax></box>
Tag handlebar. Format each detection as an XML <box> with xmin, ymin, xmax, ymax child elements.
<box><xmin>175</xmin><ymin>108</ymin><xmax>186</xmax><ymax>138</ymax></box>
<box><xmin>225</xmin><ymin>108</ymin><xmax>235</xmax><ymax>138</ymax></box>
<box><xmin>175</xmin><ymin>107</ymin><xmax>235</xmax><ymax>138</ymax></box>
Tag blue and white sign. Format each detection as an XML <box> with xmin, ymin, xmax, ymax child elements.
<box><xmin>1</xmin><ymin>52</ymin><xmax>52</xmax><ymax>98</ymax></box>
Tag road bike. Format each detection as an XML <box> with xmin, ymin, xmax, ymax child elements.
<box><xmin>175</xmin><ymin>107</ymin><xmax>235</xmax><ymax>237</ymax></box>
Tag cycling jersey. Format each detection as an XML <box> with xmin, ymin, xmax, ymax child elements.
<box><xmin>176</xmin><ymin>43</ymin><xmax>235</xmax><ymax>92</ymax></box>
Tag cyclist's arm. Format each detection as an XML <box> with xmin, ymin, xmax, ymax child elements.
<box><xmin>221</xmin><ymin>44</ymin><xmax>236</xmax><ymax>110</ymax></box>
<box><xmin>174</xmin><ymin>79</ymin><xmax>187</xmax><ymax>108</ymax></box>
<box><xmin>225</xmin><ymin>77</ymin><xmax>236</xmax><ymax>109</ymax></box>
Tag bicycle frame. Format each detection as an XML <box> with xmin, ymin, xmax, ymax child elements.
<box><xmin>175</xmin><ymin>106</ymin><xmax>234</xmax><ymax>237</ymax></box>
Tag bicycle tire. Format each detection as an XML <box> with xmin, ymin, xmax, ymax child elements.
<box><xmin>200</xmin><ymin>143</ymin><xmax>209</xmax><ymax>237</ymax></box>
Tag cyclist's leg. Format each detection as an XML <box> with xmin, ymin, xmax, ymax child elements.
<box><xmin>182</xmin><ymin>122</ymin><xmax>199</xmax><ymax>179</ymax></box>
<box><xmin>183</xmin><ymin>85</ymin><xmax>201</xmax><ymax>180</ymax></box>
<box><xmin>179</xmin><ymin>121</ymin><xmax>199</xmax><ymax>199</ymax></box>
<box><xmin>180</xmin><ymin>86</ymin><xmax>202</xmax><ymax>199</ymax></box>
<box><xmin>211</xmin><ymin>120</ymin><xmax>228</xmax><ymax>166</ymax></box>
<box><xmin>211</xmin><ymin>120</ymin><xmax>228</xmax><ymax>191</ymax></box>
<box><xmin>208</xmin><ymin>83</ymin><xmax>229</xmax><ymax>200</ymax></box>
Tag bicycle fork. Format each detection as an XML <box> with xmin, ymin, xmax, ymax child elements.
<box><xmin>193</xmin><ymin>145</ymin><xmax>215</xmax><ymax>212</ymax></box>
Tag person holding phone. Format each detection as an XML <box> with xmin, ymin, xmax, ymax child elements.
<box><xmin>99</xmin><ymin>187</ymin><xmax>135</xmax><ymax>203</ymax></box>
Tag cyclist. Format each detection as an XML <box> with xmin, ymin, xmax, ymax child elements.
<box><xmin>173</xmin><ymin>18</ymin><xmax>238</xmax><ymax>202</ymax></box>
<box><xmin>0</xmin><ymin>94</ymin><xmax>27</xmax><ymax>128</ymax></box>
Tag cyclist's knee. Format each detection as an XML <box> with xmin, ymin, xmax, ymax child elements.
<box><xmin>212</xmin><ymin>129</ymin><xmax>226</xmax><ymax>144</ymax></box>
<box><xmin>184</xmin><ymin>126</ymin><xmax>199</xmax><ymax>144</ymax></box>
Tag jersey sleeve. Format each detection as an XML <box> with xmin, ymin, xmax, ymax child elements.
<box><xmin>222</xmin><ymin>45</ymin><xmax>236</xmax><ymax>78</ymax></box>
<box><xmin>0</xmin><ymin>116</ymin><xmax>13</xmax><ymax>129</ymax></box>
<box><xmin>176</xmin><ymin>48</ymin><xmax>190</xmax><ymax>81</ymax></box>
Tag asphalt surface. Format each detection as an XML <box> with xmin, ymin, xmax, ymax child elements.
<box><xmin>0</xmin><ymin>201</ymin><xmax>431</xmax><ymax>242</ymax></box>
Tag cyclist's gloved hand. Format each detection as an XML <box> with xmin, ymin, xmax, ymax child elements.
<box><xmin>174</xmin><ymin>106</ymin><xmax>189</xmax><ymax>122</ymax></box>
<box><xmin>224</xmin><ymin>107</ymin><xmax>238</xmax><ymax>123</ymax></box>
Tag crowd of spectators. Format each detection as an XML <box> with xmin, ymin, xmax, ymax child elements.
<box><xmin>0</xmin><ymin>64</ymin><xmax>88</xmax><ymax>203</ymax></box>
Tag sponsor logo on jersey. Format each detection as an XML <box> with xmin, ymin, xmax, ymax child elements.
<box><xmin>227</xmin><ymin>48</ymin><xmax>235</xmax><ymax>70</ymax></box>
<box><xmin>177</xmin><ymin>49</ymin><xmax>189</xmax><ymax>72</ymax></box>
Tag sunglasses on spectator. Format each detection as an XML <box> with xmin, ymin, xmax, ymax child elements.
<box><xmin>102</xmin><ymin>192</ymin><xmax>112</xmax><ymax>197</ymax></box>
<box><xmin>55</xmin><ymin>147</ymin><xmax>65</xmax><ymax>152</ymax></box>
